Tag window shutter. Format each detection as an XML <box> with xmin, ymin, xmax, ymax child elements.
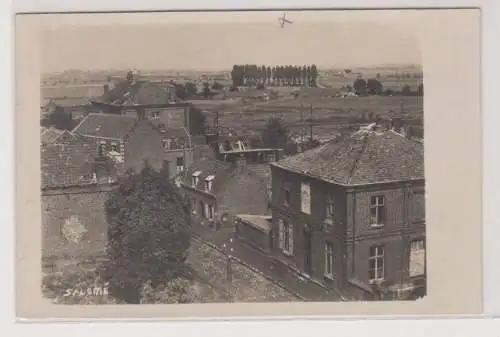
<box><xmin>278</xmin><ymin>220</ymin><xmax>284</xmax><ymax>250</ymax></box>
<box><xmin>288</xmin><ymin>223</ymin><xmax>294</xmax><ymax>255</ymax></box>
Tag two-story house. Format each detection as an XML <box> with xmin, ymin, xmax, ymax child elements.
<box><xmin>269</xmin><ymin>124</ymin><xmax>425</xmax><ymax>299</ymax></box>
<box><xmin>87</xmin><ymin>72</ymin><xmax>203</xmax><ymax>135</ymax></box>
<box><xmin>180</xmin><ymin>157</ymin><xmax>270</xmax><ymax>231</ymax></box>
<box><xmin>72</xmin><ymin>113</ymin><xmax>193</xmax><ymax>178</ymax></box>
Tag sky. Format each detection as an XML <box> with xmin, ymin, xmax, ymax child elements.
<box><xmin>39</xmin><ymin>10</ymin><xmax>422</xmax><ymax>73</ymax></box>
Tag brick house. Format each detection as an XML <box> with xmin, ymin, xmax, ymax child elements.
<box><xmin>179</xmin><ymin>157</ymin><xmax>270</xmax><ymax>230</ymax></box>
<box><xmin>87</xmin><ymin>74</ymin><xmax>198</xmax><ymax>134</ymax></box>
<box><xmin>41</xmin><ymin>133</ymin><xmax>118</xmax><ymax>272</ymax></box>
<box><xmin>268</xmin><ymin>125</ymin><xmax>426</xmax><ymax>299</ymax></box>
<box><xmin>72</xmin><ymin>113</ymin><xmax>193</xmax><ymax>178</ymax></box>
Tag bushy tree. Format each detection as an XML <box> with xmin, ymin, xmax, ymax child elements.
<box><xmin>366</xmin><ymin>78</ymin><xmax>383</xmax><ymax>95</ymax></box>
<box><xmin>184</xmin><ymin>82</ymin><xmax>198</xmax><ymax>96</ymax></box>
<box><xmin>48</xmin><ymin>106</ymin><xmax>73</xmax><ymax>131</ymax></box>
<box><xmin>189</xmin><ymin>106</ymin><xmax>207</xmax><ymax>136</ymax></box>
<box><xmin>103</xmin><ymin>164</ymin><xmax>192</xmax><ymax>303</ymax></box>
<box><xmin>201</xmin><ymin>82</ymin><xmax>212</xmax><ymax>98</ymax></box>
<box><xmin>353</xmin><ymin>77</ymin><xmax>368</xmax><ymax>95</ymax></box>
<box><xmin>401</xmin><ymin>84</ymin><xmax>412</xmax><ymax>95</ymax></box>
<box><xmin>211</xmin><ymin>81</ymin><xmax>223</xmax><ymax>90</ymax></box>
<box><xmin>261</xmin><ymin>117</ymin><xmax>290</xmax><ymax>150</ymax></box>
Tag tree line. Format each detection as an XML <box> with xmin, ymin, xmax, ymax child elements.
<box><xmin>349</xmin><ymin>76</ymin><xmax>423</xmax><ymax>96</ymax></box>
<box><xmin>231</xmin><ymin>64</ymin><xmax>319</xmax><ymax>88</ymax></box>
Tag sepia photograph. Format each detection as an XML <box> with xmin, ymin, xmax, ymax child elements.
<box><xmin>15</xmin><ymin>8</ymin><xmax>482</xmax><ymax>319</ymax></box>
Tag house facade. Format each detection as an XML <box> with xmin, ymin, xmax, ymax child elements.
<box><xmin>180</xmin><ymin>158</ymin><xmax>270</xmax><ymax>229</ymax></box>
<box><xmin>269</xmin><ymin>126</ymin><xmax>426</xmax><ymax>299</ymax></box>
<box><xmin>72</xmin><ymin>113</ymin><xmax>194</xmax><ymax>179</ymax></box>
<box><xmin>88</xmin><ymin>72</ymin><xmax>196</xmax><ymax>133</ymax></box>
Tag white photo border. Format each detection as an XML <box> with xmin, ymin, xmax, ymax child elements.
<box><xmin>4</xmin><ymin>0</ymin><xmax>500</xmax><ymax>332</ymax></box>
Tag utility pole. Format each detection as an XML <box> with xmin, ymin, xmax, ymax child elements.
<box><xmin>300</xmin><ymin>104</ymin><xmax>304</xmax><ymax>145</ymax></box>
<box><xmin>309</xmin><ymin>103</ymin><xmax>313</xmax><ymax>141</ymax></box>
<box><xmin>222</xmin><ymin>237</ymin><xmax>234</xmax><ymax>302</ymax></box>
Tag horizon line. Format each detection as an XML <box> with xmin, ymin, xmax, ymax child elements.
<box><xmin>43</xmin><ymin>63</ymin><xmax>423</xmax><ymax>75</ymax></box>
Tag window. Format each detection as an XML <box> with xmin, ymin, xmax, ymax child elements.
<box><xmin>162</xmin><ymin>139</ymin><xmax>171</xmax><ymax>150</ymax></box>
<box><xmin>191</xmin><ymin>199</ymin><xmax>197</xmax><ymax>215</ymax></box>
<box><xmin>98</xmin><ymin>142</ymin><xmax>106</xmax><ymax>156</ymax></box>
<box><xmin>192</xmin><ymin>171</ymin><xmax>201</xmax><ymax>187</ymax></box>
<box><xmin>110</xmin><ymin>142</ymin><xmax>119</xmax><ymax>153</ymax></box>
<box><xmin>409</xmin><ymin>239</ymin><xmax>425</xmax><ymax>277</ymax></box>
<box><xmin>324</xmin><ymin>241</ymin><xmax>334</xmax><ymax>278</ymax></box>
<box><xmin>368</xmin><ymin>245</ymin><xmax>385</xmax><ymax>283</ymax></box>
<box><xmin>200</xmin><ymin>201</ymin><xmax>205</xmax><ymax>219</ymax></box>
<box><xmin>151</xmin><ymin>111</ymin><xmax>161</xmax><ymax>119</ymax></box>
<box><xmin>326</xmin><ymin>192</ymin><xmax>335</xmax><ymax>222</ymax></box>
<box><xmin>301</xmin><ymin>181</ymin><xmax>311</xmax><ymax>214</ymax></box>
<box><xmin>281</xmin><ymin>187</ymin><xmax>290</xmax><ymax>206</ymax></box>
<box><xmin>369</xmin><ymin>195</ymin><xmax>386</xmax><ymax>227</ymax></box>
<box><xmin>205</xmin><ymin>175</ymin><xmax>214</xmax><ymax>192</ymax></box>
<box><xmin>278</xmin><ymin>219</ymin><xmax>294</xmax><ymax>256</ymax></box>
<box><xmin>207</xmin><ymin>205</ymin><xmax>215</xmax><ymax>220</ymax></box>
<box><xmin>176</xmin><ymin>157</ymin><xmax>184</xmax><ymax>174</ymax></box>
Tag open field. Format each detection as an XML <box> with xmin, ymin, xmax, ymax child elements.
<box><xmin>210</xmin><ymin>95</ymin><xmax>423</xmax><ymax>138</ymax></box>
<box><xmin>41</xmin><ymin>84</ymin><xmax>105</xmax><ymax>100</ymax></box>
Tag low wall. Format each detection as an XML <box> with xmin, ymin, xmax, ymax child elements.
<box><xmin>235</xmin><ymin>218</ymin><xmax>271</xmax><ymax>254</ymax></box>
<box><xmin>41</xmin><ymin>184</ymin><xmax>116</xmax><ymax>272</ymax></box>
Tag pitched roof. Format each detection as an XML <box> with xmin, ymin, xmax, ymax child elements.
<box><xmin>182</xmin><ymin>158</ymin><xmax>271</xmax><ymax>216</ymax></box>
<box><xmin>41</xmin><ymin>135</ymin><xmax>117</xmax><ymax>188</ymax></box>
<box><xmin>72</xmin><ymin>113</ymin><xmax>138</xmax><ymax>140</ymax></box>
<box><xmin>40</xmin><ymin>127</ymin><xmax>65</xmax><ymax>145</ymax></box>
<box><xmin>100</xmin><ymin>80</ymin><xmax>174</xmax><ymax>105</ymax></box>
<box><xmin>272</xmin><ymin>129</ymin><xmax>424</xmax><ymax>186</ymax></box>
<box><xmin>182</xmin><ymin>158</ymin><xmax>233</xmax><ymax>194</ymax></box>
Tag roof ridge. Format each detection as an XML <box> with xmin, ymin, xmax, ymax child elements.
<box><xmin>346</xmin><ymin>133</ymin><xmax>370</xmax><ymax>185</ymax></box>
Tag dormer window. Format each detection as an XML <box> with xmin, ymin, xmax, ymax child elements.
<box><xmin>98</xmin><ymin>141</ymin><xmax>106</xmax><ymax>156</ymax></box>
<box><xmin>110</xmin><ymin>142</ymin><xmax>119</xmax><ymax>153</ymax></box>
<box><xmin>192</xmin><ymin>171</ymin><xmax>202</xmax><ymax>187</ymax></box>
<box><xmin>205</xmin><ymin>175</ymin><xmax>215</xmax><ymax>192</ymax></box>
<box><xmin>162</xmin><ymin>139</ymin><xmax>171</xmax><ymax>150</ymax></box>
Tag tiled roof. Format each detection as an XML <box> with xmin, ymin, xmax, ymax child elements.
<box><xmin>51</xmin><ymin>98</ymin><xmax>91</xmax><ymax>107</ymax></box>
<box><xmin>273</xmin><ymin>129</ymin><xmax>424</xmax><ymax>186</ymax></box>
<box><xmin>40</xmin><ymin>127</ymin><xmax>65</xmax><ymax>145</ymax></box>
<box><xmin>182</xmin><ymin>158</ymin><xmax>233</xmax><ymax>194</ymax></box>
<box><xmin>100</xmin><ymin>80</ymin><xmax>174</xmax><ymax>106</ymax></box>
<box><xmin>72</xmin><ymin>113</ymin><xmax>137</xmax><ymax>140</ymax></box>
<box><xmin>194</xmin><ymin>144</ymin><xmax>216</xmax><ymax>161</ymax></box>
<box><xmin>41</xmin><ymin>135</ymin><xmax>117</xmax><ymax>188</ymax></box>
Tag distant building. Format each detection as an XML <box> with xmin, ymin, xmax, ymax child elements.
<box><xmin>88</xmin><ymin>72</ymin><xmax>199</xmax><ymax>134</ymax></box>
<box><xmin>210</xmin><ymin>133</ymin><xmax>284</xmax><ymax>165</ymax></box>
<box><xmin>267</xmin><ymin>125</ymin><xmax>426</xmax><ymax>300</ymax></box>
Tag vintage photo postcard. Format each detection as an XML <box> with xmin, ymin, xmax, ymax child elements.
<box><xmin>15</xmin><ymin>8</ymin><xmax>482</xmax><ymax>320</ymax></box>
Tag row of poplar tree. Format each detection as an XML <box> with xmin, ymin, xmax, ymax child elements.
<box><xmin>231</xmin><ymin>64</ymin><xmax>319</xmax><ymax>88</ymax></box>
